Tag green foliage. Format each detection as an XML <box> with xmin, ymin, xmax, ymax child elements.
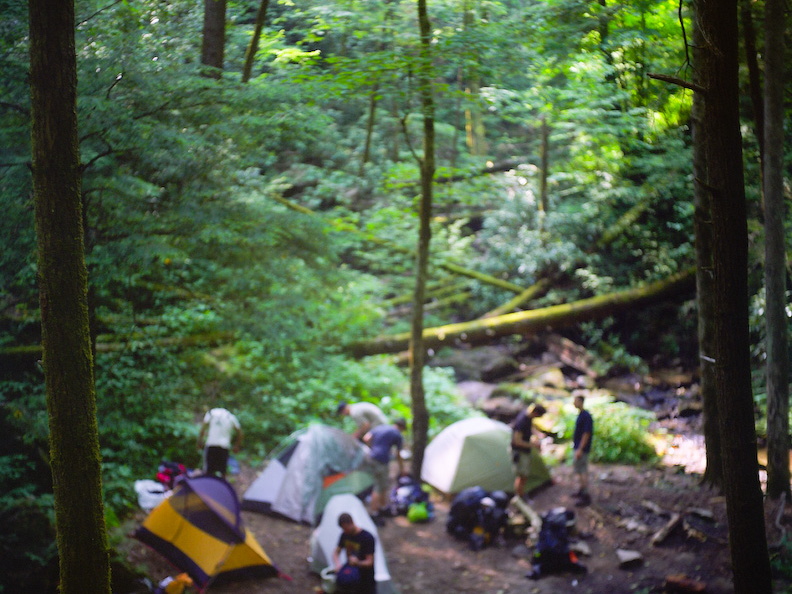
<box><xmin>770</xmin><ymin>536</ymin><xmax>792</xmax><ymax>583</ymax></box>
<box><xmin>554</xmin><ymin>397</ymin><xmax>659</xmax><ymax>465</ymax></box>
<box><xmin>0</xmin><ymin>0</ymin><xmax>779</xmax><ymax>587</ymax></box>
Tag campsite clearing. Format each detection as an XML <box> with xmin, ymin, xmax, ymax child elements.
<box><xmin>127</xmin><ymin>456</ymin><xmax>792</xmax><ymax>594</ymax></box>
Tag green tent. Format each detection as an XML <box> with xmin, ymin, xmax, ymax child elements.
<box><xmin>420</xmin><ymin>417</ymin><xmax>551</xmax><ymax>494</ymax></box>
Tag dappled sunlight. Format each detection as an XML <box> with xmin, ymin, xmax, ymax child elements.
<box><xmin>659</xmin><ymin>433</ymin><xmax>706</xmax><ymax>474</ymax></box>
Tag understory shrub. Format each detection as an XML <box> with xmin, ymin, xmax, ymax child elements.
<box><xmin>555</xmin><ymin>396</ymin><xmax>659</xmax><ymax>465</ymax></box>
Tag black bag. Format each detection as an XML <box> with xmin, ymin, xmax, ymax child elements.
<box><xmin>527</xmin><ymin>508</ymin><xmax>586</xmax><ymax>579</ymax></box>
<box><xmin>447</xmin><ymin>486</ymin><xmax>488</xmax><ymax>540</ymax></box>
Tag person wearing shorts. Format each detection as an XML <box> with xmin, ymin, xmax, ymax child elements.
<box><xmin>363</xmin><ymin>418</ymin><xmax>406</xmax><ymax>525</ymax></box>
<box><xmin>572</xmin><ymin>394</ymin><xmax>593</xmax><ymax>506</ymax></box>
<box><xmin>511</xmin><ymin>403</ymin><xmax>547</xmax><ymax>499</ymax></box>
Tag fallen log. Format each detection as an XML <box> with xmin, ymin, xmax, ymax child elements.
<box><xmin>347</xmin><ymin>268</ymin><xmax>695</xmax><ymax>357</ymax></box>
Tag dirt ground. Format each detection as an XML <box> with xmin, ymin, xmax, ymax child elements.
<box><xmin>125</xmin><ymin>439</ymin><xmax>792</xmax><ymax>594</ymax></box>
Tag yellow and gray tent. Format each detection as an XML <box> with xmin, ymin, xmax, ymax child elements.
<box><xmin>134</xmin><ymin>475</ymin><xmax>285</xmax><ymax>590</ymax></box>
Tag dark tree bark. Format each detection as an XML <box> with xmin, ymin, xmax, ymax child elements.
<box><xmin>740</xmin><ymin>0</ymin><xmax>765</xmax><ymax>174</ymax></box>
<box><xmin>408</xmin><ymin>0</ymin><xmax>435</xmax><ymax>482</ymax></box>
<box><xmin>696</xmin><ymin>0</ymin><xmax>772</xmax><ymax>590</ymax></box>
<box><xmin>241</xmin><ymin>0</ymin><xmax>270</xmax><ymax>83</ymax></box>
<box><xmin>691</xmin><ymin>5</ymin><xmax>723</xmax><ymax>490</ymax></box>
<box><xmin>762</xmin><ymin>0</ymin><xmax>789</xmax><ymax>500</ymax></box>
<box><xmin>201</xmin><ymin>0</ymin><xmax>226</xmax><ymax>78</ymax></box>
<box><xmin>28</xmin><ymin>0</ymin><xmax>110</xmax><ymax>592</ymax></box>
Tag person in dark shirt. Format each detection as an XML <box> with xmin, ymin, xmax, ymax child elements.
<box><xmin>333</xmin><ymin>512</ymin><xmax>376</xmax><ymax>594</ymax></box>
<box><xmin>571</xmin><ymin>394</ymin><xmax>594</xmax><ymax>506</ymax></box>
<box><xmin>511</xmin><ymin>403</ymin><xmax>547</xmax><ymax>499</ymax></box>
<box><xmin>363</xmin><ymin>418</ymin><xmax>406</xmax><ymax>525</ymax></box>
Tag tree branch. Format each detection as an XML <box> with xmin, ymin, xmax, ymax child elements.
<box><xmin>647</xmin><ymin>72</ymin><xmax>705</xmax><ymax>93</ymax></box>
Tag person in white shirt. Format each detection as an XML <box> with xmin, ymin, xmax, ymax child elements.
<box><xmin>337</xmin><ymin>401</ymin><xmax>388</xmax><ymax>440</ymax></box>
<box><xmin>197</xmin><ymin>407</ymin><xmax>243</xmax><ymax>478</ymax></box>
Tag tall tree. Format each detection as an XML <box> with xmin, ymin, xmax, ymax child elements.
<box><xmin>241</xmin><ymin>0</ymin><xmax>270</xmax><ymax>83</ymax></box>
<box><xmin>201</xmin><ymin>0</ymin><xmax>226</xmax><ymax>77</ymax></box>
<box><xmin>408</xmin><ymin>0</ymin><xmax>436</xmax><ymax>481</ymax></box>
<box><xmin>762</xmin><ymin>0</ymin><xmax>789</xmax><ymax>500</ymax></box>
<box><xmin>28</xmin><ymin>0</ymin><xmax>110</xmax><ymax>592</ymax></box>
<box><xmin>691</xmin><ymin>4</ymin><xmax>723</xmax><ymax>490</ymax></box>
<box><xmin>696</xmin><ymin>0</ymin><xmax>772</xmax><ymax>589</ymax></box>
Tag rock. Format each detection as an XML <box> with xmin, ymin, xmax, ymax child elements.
<box><xmin>525</xmin><ymin>367</ymin><xmax>566</xmax><ymax>390</ymax></box>
<box><xmin>456</xmin><ymin>380</ymin><xmax>497</xmax><ymax>406</ymax></box>
<box><xmin>664</xmin><ymin>573</ymin><xmax>706</xmax><ymax>592</ymax></box>
<box><xmin>569</xmin><ymin>540</ymin><xmax>591</xmax><ymax>556</ymax></box>
<box><xmin>478</xmin><ymin>395</ymin><xmax>524</xmax><ymax>422</ymax></box>
<box><xmin>615</xmin><ymin>549</ymin><xmax>643</xmax><ymax>568</ymax></box>
<box><xmin>677</xmin><ymin>398</ymin><xmax>703</xmax><ymax>417</ymax></box>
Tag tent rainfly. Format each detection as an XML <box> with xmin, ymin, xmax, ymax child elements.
<box><xmin>241</xmin><ymin>424</ymin><xmax>372</xmax><ymax>524</ymax></box>
<box><xmin>420</xmin><ymin>416</ymin><xmax>551</xmax><ymax>494</ymax></box>
<box><xmin>134</xmin><ymin>475</ymin><xmax>284</xmax><ymax>590</ymax></box>
<box><xmin>309</xmin><ymin>493</ymin><xmax>395</xmax><ymax>594</ymax></box>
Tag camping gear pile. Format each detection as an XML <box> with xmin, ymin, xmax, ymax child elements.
<box><xmin>134</xmin><ymin>475</ymin><xmax>283</xmax><ymax>590</ymax></box>
<box><xmin>446</xmin><ymin>486</ymin><xmax>511</xmax><ymax>550</ymax></box>
<box><xmin>389</xmin><ymin>475</ymin><xmax>434</xmax><ymax>523</ymax></box>
<box><xmin>242</xmin><ymin>425</ymin><xmax>373</xmax><ymax>524</ymax></box>
<box><xmin>525</xmin><ymin>507</ymin><xmax>587</xmax><ymax>579</ymax></box>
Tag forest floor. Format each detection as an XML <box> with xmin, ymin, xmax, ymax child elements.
<box><xmin>125</xmin><ymin>434</ymin><xmax>792</xmax><ymax>594</ymax></box>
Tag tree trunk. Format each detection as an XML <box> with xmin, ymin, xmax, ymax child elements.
<box><xmin>360</xmin><ymin>85</ymin><xmax>379</xmax><ymax>174</ymax></box>
<box><xmin>691</xmin><ymin>6</ymin><xmax>723</xmax><ymax>490</ymax></box>
<box><xmin>28</xmin><ymin>1</ymin><xmax>110</xmax><ymax>592</ymax></box>
<box><xmin>539</xmin><ymin>115</ymin><xmax>549</xmax><ymax>216</ymax></box>
<box><xmin>696</xmin><ymin>0</ymin><xmax>772</xmax><ymax>589</ymax></box>
<box><xmin>349</xmin><ymin>268</ymin><xmax>694</xmax><ymax>357</ymax></box>
<box><xmin>201</xmin><ymin>0</ymin><xmax>226</xmax><ymax>78</ymax></box>
<box><xmin>241</xmin><ymin>0</ymin><xmax>270</xmax><ymax>83</ymax></box>
<box><xmin>740</xmin><ymin>0</ymin><xmax>765</xmax><ymax>175</ymax></box>
<box><xmin>408</xmin><ymin>0</ymin><xmax>435</xmax><ymax>482</ymax></box>
<box><xmin>762</xmin><ymin>0</ymin><xmax>789</xmax><ymax>500</ymax></box>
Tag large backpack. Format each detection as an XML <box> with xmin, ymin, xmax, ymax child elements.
<box><xmin>446</xmin><ymin>486</ymin><xmax>488</xmax><ymax>540</ymax></box>
<box><xmin>527</xmin><ymin>507</ymin><xmax>586</xmax><ymax>579</ymax></box>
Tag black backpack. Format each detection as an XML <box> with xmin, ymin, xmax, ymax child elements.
<box><xmin>527</xmin><ymin>508</ymin><xmax>586</xmax><ymax>579</ymax></box>
<box><xmin>447</xmin><ymin>486</ymin><xmax>488</xmax><ymax>540</ymax></box>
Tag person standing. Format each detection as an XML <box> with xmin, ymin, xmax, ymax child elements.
<box><xmin>511</xmin><ymin>403</ymin><xmax>547</xmax><ymax>500</ymax></box>
<box><xmin>197</xmin><ymin>406</ymin><xmax>243</xmax><ymax>479</ymax></box>
<box><xmin>332</xmin><ymin>512</ymin><xmax>376</xmax><ymax>594</ymax></box>
<box><xmin>337</xmin><ymin>401</ymin><xmax>388</xmax><ymax>440</ymax></box>
<box><xmin>363</xmin><ymin>418</ymin><xmax>407</xmax><ymax>525</ymax></box>
<box><xmin>571</xmin><ymin>394</ymin><xmax>593</xmax><ymax>506</ymax></box>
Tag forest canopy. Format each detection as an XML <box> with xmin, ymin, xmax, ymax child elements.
<box><xmin>1</xmin><ymin>0</ymin><xmax>789</xmax><ymax>590</ymax></box>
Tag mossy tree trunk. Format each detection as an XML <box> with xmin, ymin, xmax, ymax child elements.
<box><xmin>697</xmin><ymin>0</ymin><xmax>772</xmax><ymax>589</ymax></box>
<box><xmin>762</xmin><ymin>0</ymin><xmax>789</xmax><ymax>501</ymax></box>
<box><xmin>241</xmin><ymin>0</ymin><xmax>270</xmax><ymax>83</ymax></box>
<box><xmin>691</xmin><ymin>7</ymin><xmax>723</xmax><ymax>490</ymax></box>
<box><xmin>28</xmin><ymin>1</ymin><xmax>110</xmax><ymax>592</ymax></box>
<box><xmin>350</xmin><ymin>269</ymin><xmax>694</xmax><ymax>357</ymax></box>
<box><xmin>408</xmin><ymin>0</ymin><xmax>435</xmax><ymax>482</ymax></box>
